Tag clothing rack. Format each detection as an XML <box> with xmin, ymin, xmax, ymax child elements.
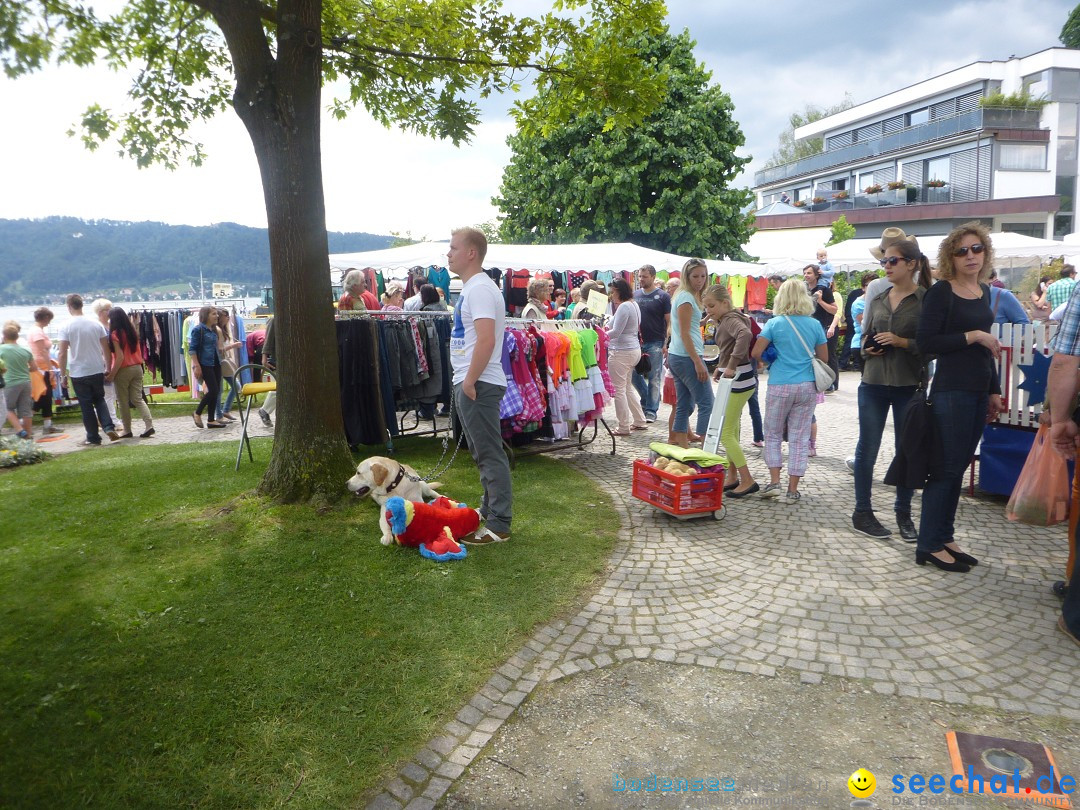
<box><xmin>500</xmin><ymin>316</ymin><xmax>616</xmax><ymax>464</ymax></box>
<box><xmin>336</xmin><ymin>310</ymin><xmax>453</xmax><ymax>451</ymax></box>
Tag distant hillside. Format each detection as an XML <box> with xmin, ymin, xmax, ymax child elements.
<box><xmin>0</xmin><ymin>217</ymin><xmax>393</xmax><ymax>303</ymax></box>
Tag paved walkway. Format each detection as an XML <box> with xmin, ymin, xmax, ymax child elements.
<box><xmin>363</xmin><ymin>373</ymin><xmax>1079</xmax><ymax>810</ymax></box>
<box><xmin>20</xmin><ymin>403</ymin><xmax>275</xmax><ymax>456</ymax></box>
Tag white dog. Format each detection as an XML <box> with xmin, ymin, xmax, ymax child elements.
<box><xmin>347</xmin><ymin>456</ymin><xmax>443</xmax><ymax>545</ymax></box>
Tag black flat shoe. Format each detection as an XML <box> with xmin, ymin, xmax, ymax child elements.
<box><xmin>117</xmin><ymin>432</ymin><xmax>134</xmax><ymax>439</ymax></box>
<box><xmin>140</xmin><ymin>428</ymin><xmax>155</xmax><ymax>438</ymax></box>
<box><xmin>723</xmin><ymin>480</ymin><xmax>741</xmax><ymax>492</ymax></box>
<box><xmin>727</xmin><ymin>483</ymin><xmax>760</xmax><ymax>499</ymax></box>
<box><xmin>916</xmin><ymin>550</ymin><xmax>970</xmax><ymax>573</ymax></box>
<box><xmin>943</xmin><ymin>546</ymin><xmax>978</xmax><ymax>567</ymax></box>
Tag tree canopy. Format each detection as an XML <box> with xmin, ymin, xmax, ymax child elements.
<box><xmin>1063</xmin><ymin>4</ymin><xmax>1080</xmax><ymax>48</ymax></box>
<box><xmin>763</xmin><ymin>95</ymin><xmax>854</xmax><ymax>169</ymax></box>
<box><xmin>1</xmin><ymin>0</ymin><xmax>669</xmax><ymax>502</ymax></box>
<box><xmin>494</xmin><ymin>28</ymin><xmax>754</xmax><ymax>259</ymax></box>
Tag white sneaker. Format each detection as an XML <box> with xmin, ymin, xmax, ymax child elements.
<box><xmin>846</xmin><ymin>457</ymin><xmax>855</xmax><ymax>474</ymax></box>
<box><xmin>760</xmin><ymin>483</ymin><xmax>782</xmax><ymax>498</ymax></box>
<box><xmin>784</xmin><ymin>491</ymin><xmax>801</xmax><ymax>504</ymax></box>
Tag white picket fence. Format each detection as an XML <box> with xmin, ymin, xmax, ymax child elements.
<box><xmin>992</xmin><ymin>321</ymin><xmax>1056</xmax><ymax>428</ymax></box>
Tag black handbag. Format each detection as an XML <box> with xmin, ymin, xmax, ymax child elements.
<box><xmin>884</xmin><ymin>376</ymin><xmax>938</xmax><ymax>490</ymax></box>
<box><xmin>634</xmin><ymin>350</ymin><xmax>652</xmax><ymax>376</ymax></box>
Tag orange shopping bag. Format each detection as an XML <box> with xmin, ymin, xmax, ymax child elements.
<box><xmin>1006</xmin><ymin>425</ymin><xmax>1070</xmax><ymax>526</ymax></box>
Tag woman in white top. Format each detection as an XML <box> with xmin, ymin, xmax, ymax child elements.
<box><xmin>605</xmin><ymin>278</ymin><xmax>648</xmax><ymax>435</ymax></box>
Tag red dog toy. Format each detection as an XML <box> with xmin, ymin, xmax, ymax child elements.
<box><xmin>383</xmin><ymin>496</ymin><xmax>481</xmax><ymax>561</ymax></box>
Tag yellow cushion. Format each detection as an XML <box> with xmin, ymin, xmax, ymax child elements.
<box><xmin>240</xmin><ymin>381</ymin><xmax>276</xmax><ymax>397</ymax></box>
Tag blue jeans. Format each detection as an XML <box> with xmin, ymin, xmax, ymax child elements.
<box><xmin>668</xmin><ymin>353</ymin><xmax>714</xmax><ymax>435</ymax></box>
<box><xmin>632</xmin><ymin>340</ymin><xmax>665</xmax><ymax>418</ymax></box>
<box><xmin>854</xmin><ymin>382</ymin><xmax>916</xmax><ymax>514</ymax></box>
<box><xmin>918</xmin><ymin>390</ymin><xmax>987</xmax><ymax>553</ymax></box>
<box><xmin>219</xmin><ymin>375</ymin><xmax>239</xmax><ymax>419</ymax></box>
<box><xmin>747</xmin><ymin>371</ymin><xmax>764</xmax><ymax>442</ymax></box>
<box><xmin>71</xmin><ymin>373</ymin><xmax>115</xmax><ymax>443</ymax></box>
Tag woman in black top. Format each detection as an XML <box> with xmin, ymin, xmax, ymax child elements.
<box><xmin>804</xmin><ymin>264</ymin><xmax>839</xmax><ymax>391</ymax></box>
<box><xmin>915</xmin><ymin>222</ymin><xmax>1003</xmax><ymax>572</ymax></box>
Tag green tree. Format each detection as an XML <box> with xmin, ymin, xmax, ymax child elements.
<box><xmin>2</xmin><ymin>0</ymin><xmax>667</xmax><ymax>501</ymax></box>
<box><xmin>1063</xmin><ymin>4</ymin><xmax>1080</xmax><ymax>48</ymax></box>
<box><xmin>763</xmin><ymin>95</ymin><xmax>854</xmax><ymax>169</ymax></box>
<box><xmin>494</xmin><ymin>28</ymin><xmax>754</xmax><ymax>259</ymax></box>
<box><xmin>826</xmin><ymin>214</ymin><xmax>855</xmax><ymax>246</ymax></box>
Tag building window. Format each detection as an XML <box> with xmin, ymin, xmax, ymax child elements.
<box><xmin>907</xmin><ymin>108</ymin><xmax>929</xmax><ymax>127</ymax></box>
<box><xmin>1058</xmin><ymin>175</ymin><xmax>1075</xmax><ymax>213</ymax></box>
<box><xmin>1023</xmin><ymin>70</ymin><xmax>1049</xmax><ymax>97</ymax></box>
<box><xmin>1053</xmin><ymin>69</ymin><xmax>1080</xmax><ymax>102</ymax></box>
<box><xmin>926</xmin><ymin>156</ymin><xmax>949</xmax><ymax>184</ymax></box>
<box><xmin>999</xmin><ymin>143</ymin><xmax>1047</xmax><ymax>171</ymax></box>
<box><xmin>1056</xmin><ymin>213</ymin><xmax>1074</xmax><ymax>239</ymax></box>
<box><xmin>858</xmin><ymin>171</ymin><xmax>875</xmax><ymax>191</ymax></box>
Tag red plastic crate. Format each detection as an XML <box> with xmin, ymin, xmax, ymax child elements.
<box><xmin>632</xmin><ymin>459</ymin><xmax>724</xmax><ymax>516</ymax></box>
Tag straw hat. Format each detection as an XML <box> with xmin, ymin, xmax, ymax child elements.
<box><xmin>870</xmin><ymin>227</ymin><xmax>919</xmax><ymax>260</ymax></box>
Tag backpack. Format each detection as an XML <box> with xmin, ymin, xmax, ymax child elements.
<box><xmin>747</xmin><ymin>314</ymin><xmax>763</xmax><ymax>353</ymax></box>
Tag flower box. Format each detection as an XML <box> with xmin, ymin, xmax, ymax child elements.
<box><xmin>887</xmin><ymin>181</ymin><xmax>908</xmax><ymax>190</ymax></box>
<box><xmin>863</xmin><ymin>184</ymin><xmax>883</xmax><ymax>194</ymax></box>
<box><xmin>926</xmin><ymin>180</ymin><xmax>948</xmax><ymax>188</ymax></box>
<box><xmin>832</xmin><ymin>191</ymin><xmax>849</xmax><ymax>200</ymax></box>
<box><xmin>811</xmin><ymin>197</ymin><xmax>826</xmax><ymax>204</ymax></box>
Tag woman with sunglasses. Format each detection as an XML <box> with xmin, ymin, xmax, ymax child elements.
<box><xmin>851</xmin><ymin>237</ymin><xmax>931</xmax><ymax>541</ymax></box>
<box><xmin>915</xmin><ymin>221</ymin><xmax>1003</xmax><ymax>572</ymax></box>
<box><xmin>667</xmin><ymin>258</ymin><xmax>713</xmax><ymax>448</ymax></box>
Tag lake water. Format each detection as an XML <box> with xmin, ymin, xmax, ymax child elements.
<box><xmin>0</xmin><ymin>298</ymin><xmax>262</xmax><ymax>340</ymax></box>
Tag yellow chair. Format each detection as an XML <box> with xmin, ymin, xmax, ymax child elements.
<box><xmin>234</xmin><ymin>363</ymin><xmax>276</xmax><ymax>471</ymax></box>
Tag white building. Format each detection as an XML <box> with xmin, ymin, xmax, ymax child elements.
<box><xmin>752</xmin><ymin>47</ymin><xmax>1080</xmax><ymax>240</ymax></box>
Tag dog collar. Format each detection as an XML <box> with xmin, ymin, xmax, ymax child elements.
<box><xmin>384</xmin><ymin>465</ymin><xmax>408</xmax><ymax>495</ymax></box>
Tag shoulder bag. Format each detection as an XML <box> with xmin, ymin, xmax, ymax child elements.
<box><xmin>783</xmin><ymin>316</ymin><xmax>836</xmax><ymax>393</ymax></box>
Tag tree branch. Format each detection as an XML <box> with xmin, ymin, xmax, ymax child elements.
<box><xmin>324</xmin><ymin>38</ymin><xmax>567</xmax><ymax>75</ymax></box>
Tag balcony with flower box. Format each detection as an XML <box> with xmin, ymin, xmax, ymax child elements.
<box><xmin>754</xmin><ymin>107</ymin><xmax>1044</xmax><ymax>187</ymax></box>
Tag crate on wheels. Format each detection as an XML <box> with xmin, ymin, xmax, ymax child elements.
<box><xmin>631</xmin><ymin>459</ymin><xmax>726</xmax><ymax>520</ymax></box>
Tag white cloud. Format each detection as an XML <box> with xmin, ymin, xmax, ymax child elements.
<box><xmin>0</xmin><ymin>0</ymin><xmax>1075</xmax><ymax>235</ymax></box>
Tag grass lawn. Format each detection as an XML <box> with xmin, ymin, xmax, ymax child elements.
<box><xmin>0</xmin><ymin>438</ymin><xmax>620</xmax><ymax>808</ymax></box>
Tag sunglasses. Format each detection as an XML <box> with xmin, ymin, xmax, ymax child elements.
<box><xmin>953</xmin><ymin>243</ymin><xmax>985</xmax><ymax>257</ymax></box>
<box><xmin>879</xmin><ymin>256</ymin><xmax>906</xmax><ymax>267</ymax></box>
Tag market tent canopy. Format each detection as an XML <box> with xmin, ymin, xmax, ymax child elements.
<box><xmin>329</xmin><ymin>241</ymin><xmax>767</xmax><ymax>281</ymax></box>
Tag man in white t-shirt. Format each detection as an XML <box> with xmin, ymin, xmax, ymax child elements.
<box><xmin>58</xmin><ymin>293</ymin><xmax>119</xmax><ymax>445</ymax></box>
<box><xmin>448</xmin><ymin>226</ymin><xmax>511</xmax><ymax>543</ymax></box>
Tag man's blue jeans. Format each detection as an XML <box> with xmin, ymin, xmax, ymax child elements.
<box><xmin>668</xmin><ymin>353</ymin><xmax>714</xmax><ymax>436</ymax></box>
<box><xmin>918</xmin><ymin>389</ymin><xmax>987</xmax><ymax>553</ymax></box>
<box><xmin>632</xmin><ymin>340</ymin><xmax>665</xmax><ymax>419</ymax></box>
<box><xmin>854</xmin><ymin>382</ymin><xmax>916</xmax><ymax>514</ymax></box>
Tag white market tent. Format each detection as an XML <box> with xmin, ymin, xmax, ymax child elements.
<box><xmin>745</xmin><ymin>228</ymin><xmax>1066</xmax><ymax>286</ymax></box>
<box><xmin>328</xmin><ymin>241</ymin><xmax>766</xmax><ymax>284</ymax></box>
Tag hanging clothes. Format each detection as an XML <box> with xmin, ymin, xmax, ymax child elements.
<box><xmin>338</xmin><ymin>318</ymin><xmax>389</xmax><ymax>447</ymax></box>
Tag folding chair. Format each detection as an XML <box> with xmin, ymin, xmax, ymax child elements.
<box><xmin>234</xmin><ymin>363</ymin><xmax>276</xmax><ymax>471</ymax></box>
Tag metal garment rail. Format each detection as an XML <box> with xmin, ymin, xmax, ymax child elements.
<box><xmin>337</xmin><ymin>310</ymin><xmax>455</xmax><ymax>451</ymax></box>
<box><xmin>500</xmin><ymin>316</ymin><xmax>616</xmax><ymax>465</ymax></box>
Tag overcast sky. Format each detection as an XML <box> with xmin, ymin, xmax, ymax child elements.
<box><xmin>0</xmin><ymin>0</ymin><xmax>1074</xmax><ymax>238</ymax></box>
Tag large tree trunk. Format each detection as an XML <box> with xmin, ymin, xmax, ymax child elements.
<box><xmin>226</xmin><ymin>0</ymin><xmax>354</xmax><ymax>502</ymax></box>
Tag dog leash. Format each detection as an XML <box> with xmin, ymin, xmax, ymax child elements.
<box><xmin>403</xmin><ymin>394</ymin><xmax>465</xmax><ymax>483</ymax></box>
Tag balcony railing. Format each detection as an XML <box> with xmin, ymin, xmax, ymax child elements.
<box><xmin>784</xmin><ymin>185</ymin><xmax>965</xmax><ymax>215</ymax></box>
<box><xmin>755</xmin><ymin>107</ymin><xmax>1043</xmax><ymax>187</ymax></box>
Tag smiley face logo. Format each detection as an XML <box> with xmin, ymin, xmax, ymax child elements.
<box><xmin>848</xmin><ymin>768</ymin><xmax>876</xmax><ymax>798</ymax></box>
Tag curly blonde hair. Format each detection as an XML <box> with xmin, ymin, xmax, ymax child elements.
<box><xmin>772</xmin><ymin>276</ymin><xmax>815</xmax><ymax>317</ymax></box>
<box><xmin>936</xmin><ymin>221</ymin><xmax>994</xmax><ymax>282</ymax></box>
